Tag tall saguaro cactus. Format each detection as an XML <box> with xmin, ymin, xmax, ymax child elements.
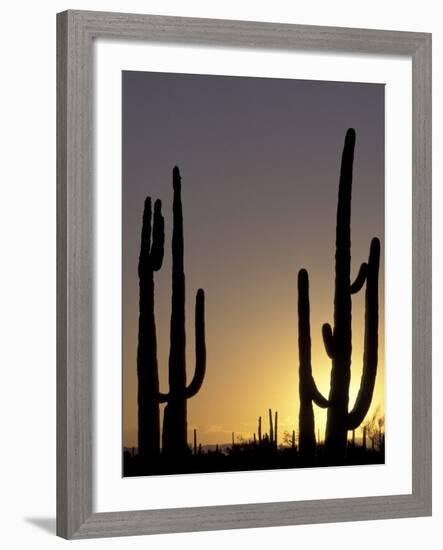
<box><xmin>137</xmin><ymin>197</ymin><xmax>165</xmax><ymax>462</ymax></box>
<box><xmin>322</xmin><ymin>129</ymin><xmax>380</xmax><ymax>462</ymax></box>
<box><xmin>297</xmin><ymin>269</ymin><xmax>329</xmax><ymax>460</ymax></box>
<box><xmin>297</xmin><ymin>129</ymin><xmax>381</xmax><ymax>464</ymax></box>
<box><xmin>162</xmin><ymin>166</ymin><xmax>207</xmax><ymax>457</ymax></box>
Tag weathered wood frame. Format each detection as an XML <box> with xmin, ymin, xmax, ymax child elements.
<box><xmin>57</xmin><ymin>10</ymin><xmax>432</xmax><ymax>539</ymax></box>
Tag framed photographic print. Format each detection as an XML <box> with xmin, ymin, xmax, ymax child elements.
<box><xmin>57</xmin><ymin>10</ymin><xmax>432</xmax><ymax>539</ymax></box>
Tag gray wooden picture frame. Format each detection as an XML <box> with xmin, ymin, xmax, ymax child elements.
<box><xmin>57</xmin><ymin>10</ymin><xmax>432</xmax><ymax>540</ymax></box>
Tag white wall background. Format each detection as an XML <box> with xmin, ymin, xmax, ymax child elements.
<box><xmin>0</xmin><ymin>1</ymin><xmax>439</xmax><ymax>548</ymax></box>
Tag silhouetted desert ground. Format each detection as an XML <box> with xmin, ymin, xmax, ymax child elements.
<box><xmin>123</xmin><ymin>440</ymin><xmax>384</xmax><ymax>477</ymax></box>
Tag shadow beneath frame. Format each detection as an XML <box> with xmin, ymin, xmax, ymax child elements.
<box><xmin>24</xmin><ymin>517</ymin><xmax>56</xmax><ymax>535</ymax></box>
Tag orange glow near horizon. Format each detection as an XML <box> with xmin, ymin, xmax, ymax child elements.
<box><xmin>122</xmin><ymin>257</ymin><xmax>385</xmax><ymax>449</ymax></box>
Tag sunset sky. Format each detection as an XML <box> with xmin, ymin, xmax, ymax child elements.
<box><xmin>122</xmin><ymin>71</ymin><xmax>385</xmax><ymax>449</ymax></box>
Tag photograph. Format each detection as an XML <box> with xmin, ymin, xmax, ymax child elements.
<box><xmin>122</xmin><ymin>71</ymin><xmax>385</xmax><ymax>477</ymax></box>
<box><xmin>0</xmin><ymin>1</ymin><xmax>435</xmax><ymax>545</ymax></box>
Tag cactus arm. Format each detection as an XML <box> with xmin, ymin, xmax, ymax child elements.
<box><xmin>310</xmin><ymin>378</ymin><xmax>329</xmax><ymax>408</ymax></box>
<box><xmin>347</xmin><ymin>238</ymin><xmax>380</xmax><ymax>430</ymax></box>
<box><xmin>297</xmin><ymin>269</ymin><xmax>330</xmax><ymax>409</ymax></box>
<box><xmin>138</xmin><ymin>197</ymin><xmax>152</xmax><ymax>276</ymax></box>
<box><xmin>185</xmin><ymin>289</ymin><xmax>206</xmax><ymax>398</ymax></box>
<box><xmin>350</xmin><ymin>262</ymin><xmax>367</xmax><ymax>294</ymax></box>
<box><xmin>322</xmin><ymin>323</ymin><xmax>335</xmax><ymax>358</ymax></box>
<box><xmin>157</xmin><ymin>391</ymin><xmax>170</xmax><ymax>403</ymax></box>
<box><xmin>150</xmin><ymin>199</ymin><xmax>165</xmax><ymax>271</ymax></box>
<box><xmin>297</xmin><ymin>268</ymin><xmax>325</xmax><ymax>457</ymax></box>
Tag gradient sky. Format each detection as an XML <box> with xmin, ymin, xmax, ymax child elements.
<box><xmin>122</xmin><ymin>71</ymin><xmax>385</xmax><ymax>449</ymax></box>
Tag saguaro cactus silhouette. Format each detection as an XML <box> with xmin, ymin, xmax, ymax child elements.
<box><xmin>137</xmin><ymin>197</ymin><xmax>165</xmax><ymax>462</ymax></box>
<box><xmin>274</xmin><ymin>411</ymin><xmax>278</xmax><ymax>448</ymax></box>
<box><xmin>322</xmin><ymin>129</ymin><xmax>380</xmax><ymax>462</ymax></box>
<box><xmin>162</xmin><ymin>166</ymin><xmax>207</xmax><ymax>457</ymax></box>
<box><xmin>297</xmin><ymin>129</ymin><xmax>380</xmax><ymax>464</ymax></box>
<box><xmin>297</xmin><ymin>269</ymin><xmax>329</xmax><ymax>460</ymax></box>
<box><xmin>268</xmin><ymin>409</ymin><xmax>274</xmax><ymax>445</ymax></box>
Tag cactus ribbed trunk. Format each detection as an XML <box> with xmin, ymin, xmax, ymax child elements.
<box><xmin>324</xmin><ymin>128</ymin><xmax>355</xmax><ymax>462</ymax></box>
<box><xmin>258</xmin><ymin>416</ymin><xmax>262</xmax><ymax>444</ymax></box>
<box><xmin>137</xmin><ymin>198</ymin><xmax>165</xmax><ymax>464</ymax></box>
<box><xmin>297</xmin><ymin>269</ymin><xmax>328</xmax><ymax>460</ymax></box>
<box><xmin>137</xmin><ymin>253</ymin><xmax>159</xmax><ymax>462</ymax></box>
<box><xmin>162</xmin><ymin>167</ymin><xmax>188</xmax><ymax>456</ymax></box>
<box><xmin>298</xmin><ymin>269</ymin><xmax>316</xmax><ymax>459</ymax></box>
<box><xmin>162</xmin><ymin>167</ymin><xmax>207</xmax><ymax>458</ymax></box>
